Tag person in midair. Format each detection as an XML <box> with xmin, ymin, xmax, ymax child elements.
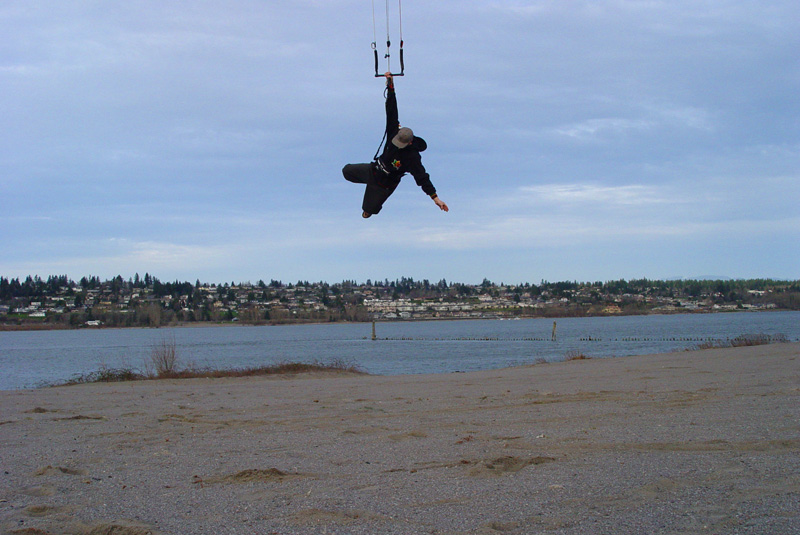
<box><xmin>343</xmin><ymin>73</ymin><xmax>449</xmax><ymax>218</ymax></box>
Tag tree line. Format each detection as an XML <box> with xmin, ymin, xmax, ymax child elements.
<box><xmin>2</xmin><ymin>274</ymin><xmax>799</xmax><ymax>302</ymax></box>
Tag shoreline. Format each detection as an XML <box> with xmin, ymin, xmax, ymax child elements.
<box><xmin>0</xmin><ymin>307</ymin><xmax>790</xmax><ymax>333</ymax></box>
<box><xmin>2</xmin><ymin>343</ymin><xmax>798</xmax><ymax>534</ymax></box>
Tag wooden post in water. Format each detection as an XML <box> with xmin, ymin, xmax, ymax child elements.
<box><xmin>372</xmin><ymin>320</ymin><xmax>377</xmax><ymax>341</ymax></box>
<box><xmin>552</xmin><ymin>321</ymin><xmax>557</xmax><ymax>341</ymax></box>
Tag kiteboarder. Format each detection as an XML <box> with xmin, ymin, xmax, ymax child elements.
<box><xmin>343</xmin><ymin>73</ymin><xmax>449</xmax><ymax>218</ymax></box>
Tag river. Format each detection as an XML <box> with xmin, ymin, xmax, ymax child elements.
<box><xmin>1</xmin><ymin>311</ymin><xmax>798</xmax><ymax>390</ymax></box>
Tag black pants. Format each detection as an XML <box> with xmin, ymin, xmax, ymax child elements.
<box><xmin>342</xmin><ymin>163</ymin><xmax>397</xmax><ymax>215</ymax></box>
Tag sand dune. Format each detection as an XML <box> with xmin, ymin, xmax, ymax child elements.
<box><xmin>1</xmin><ymin>343</ymin><xmax>798</xmax><ymax>534</ymax></box>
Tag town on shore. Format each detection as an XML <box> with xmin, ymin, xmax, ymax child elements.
<box><xmin>1</xmin><ymin>274</ymin><xmax>798</xmax><ymax>330</ymax></box>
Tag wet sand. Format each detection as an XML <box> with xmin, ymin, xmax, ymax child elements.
<box><xmin>1</xmin><ymin>343</ymin><xmax>799</xmax><ymax>534</ymax></box>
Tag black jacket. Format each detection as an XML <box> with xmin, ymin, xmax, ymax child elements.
<box><xmin>374</xmin><ymin>87</ymin><xmax>436</xmax><ymax>196</ymax></box>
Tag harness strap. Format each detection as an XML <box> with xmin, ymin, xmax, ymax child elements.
<box><xmin>373</xmin><ymin>130</ymin><xmax>387</xmax><ymax>161</ymax></box>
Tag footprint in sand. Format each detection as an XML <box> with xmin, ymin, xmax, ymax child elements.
<box><xmin>226</xmin><ymin>468</ymin><xmax>294</xmax><ymax>483</ymax></box>
<box><xmin>290</xmin><ymin>508</ymin><xmax>389</xmax><ymax>526</ymax></box>
<box><xmin>400</xmin><ymin>455</ymin><xmax>557</xmax><ymax>476</ymax></box>
<box><xmin>483</xmin><ymin>520</ymin><xmax>520</xmax><ymax>532</ymax></box>
<box><xmin>468</xmin><ymin>455</ymin><xmax>556</xmax><ymax>477</ymax></box>
<box><xmin>54</xmin><ymin>415</ymin><xmax>106</xmax><ymax>421</ymax></box>
<box><xmin>20</xmin><ymin>485</ymin><xmax>55</xmax><ymax>497</ymax></box>
<box><xmin>33</xmin><ymin>465</ymin><xmax>87</xmax><ymax>477</ymax></box>
<box><xmin>25</xmin><ymin>407</ymin><xmax>54</xmax><ymax>414</ymax></box>
<box><xmin>388</xmin><ymin>430</ymin><xmax>428</xmax><ymax>441</ymax></box>
<box><xmin>196</xmin><ymin>467</ymin><xmax>307</xmax><ymax>486</ymax></box>
<box><xmin>24</xmin><ymin>504</ymin><xmax>70</xmax><ymax>517</ymax></box>
<box><xmin>72</xmin><ymin>520</ymin><xmax>156</xmax><ymax>535</ymax></box>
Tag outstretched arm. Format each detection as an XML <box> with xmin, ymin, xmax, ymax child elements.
<box><xmin>385</xmin><ymin>73</ymin><xmax>448</xmax><ymax>213</ymax></box>
<box><xmin>411</xmin><ymin>161</ymin><xmax>449</xmax><ymax>213</ymax></box>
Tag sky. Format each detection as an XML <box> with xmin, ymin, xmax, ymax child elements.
<box><xmin>2</xmin><ymin>1</ymin><xmax>798</xmax><ymax>285</ymax></box>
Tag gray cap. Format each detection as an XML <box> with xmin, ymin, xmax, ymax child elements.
<box><xmin>391</xmin><ymin>127</ymin><xmax>414</xmax><ymax>148</ymax></box>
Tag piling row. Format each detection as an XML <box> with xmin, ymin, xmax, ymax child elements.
<box><xmin>374</xmin><ymin>337</ymin><xmax>547</xmax><ymax>341</ymax></box>
<box><xmin>580</xmin><ymin>337</ymin><xmax>724</xmax><ymax>342</ymax></box>
<box><xmin>366</xmin><ymin>336</ymin><xmax>727</xmax><ymax>343</ymax></box>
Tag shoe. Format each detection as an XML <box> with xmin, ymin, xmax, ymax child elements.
<box><xmin>362</xmin><ymin>211</ymin><xmax>371</xmax><ymax>218</ymax></box>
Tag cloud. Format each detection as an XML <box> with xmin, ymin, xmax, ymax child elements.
<box><xmin>553</xmin><ymin>104</ymin><xmax>713</xmax><ymax>142</ymax></box>
<box><xmin>652</xmin><ymin>104</ymin><xmax>713</xmax><ymax>131</ymax></box>
<box><xmin>0</xmin><ymin>239</ymin><xmax>228</xmax><ymax>281</ymax></box>
<box><xmin>554</xmin><ymin>118</ymin><xmax>656</xmax><ymax>140</ymax></box>
<box><xmin>516</xmin><ymin>183</ymin><xmax>673</xmax><ymax>206</ymax></box>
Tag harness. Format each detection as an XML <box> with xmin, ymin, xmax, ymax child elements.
<box><xmin>372</xmin><ymin>155</ymin><xmax>400</xmax><ymax>190</ymax></box>
<box><xmin>374</xmin><ymin>158</ymin><xmax>392</xmax><ymax>176</ymax></box>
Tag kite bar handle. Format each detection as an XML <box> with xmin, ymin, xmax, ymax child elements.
<box><xmin>373</xmin><ymin>44</ymin><xmax>404</xmax><ymax>77</ymax></box>
<box><xmin>372</xmin><ymin>48</ymin><xmax>406</xmax><ymax>78</ymax></box>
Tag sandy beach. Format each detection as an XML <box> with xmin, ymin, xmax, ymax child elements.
<box><xmin>1</xmin><ymin>343</ymin><xmax>798</xmax><ymax>534</ymax></box>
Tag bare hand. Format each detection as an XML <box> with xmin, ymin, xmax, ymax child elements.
<box><xmin>434</xmin><ymin>197</ymin><xmax>449</xmax><ymax>212</ymax></box>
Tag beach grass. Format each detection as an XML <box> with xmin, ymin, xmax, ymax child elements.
<box><xmin>54</xmin><ymin>335</ymin><xmax>365</xmax><ymax>386</ymax></box>
<box><xmin>690</xmin><ymin>333</ymin><xmax>788</xmax><ymax>350</ymax></box>
<box><xmin>564</xmin><ymin>350</ymin><xmax>589</xmax><ymax>361</ymax></box>
<box><xmin>57</xmin><ymin>358</ymin><xmax>365</xmax><ymax>386</ymax></box>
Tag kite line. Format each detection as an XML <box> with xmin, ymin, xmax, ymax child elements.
<box><xmin>372</xmin><ymin>0</ymin><xmax>404</xmax><ymax>77</ymax></box>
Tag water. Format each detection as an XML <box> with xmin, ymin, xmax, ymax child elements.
<box><xmin>1</xmin><ymin>311</ymin><xmax>798</xmax><ymax>390</ymax></box>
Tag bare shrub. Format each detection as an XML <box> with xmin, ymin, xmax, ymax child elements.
<box><xmin>151</xmin><ymin>336</ymin><xmax>179</xmax><ymax>377</ymax></box>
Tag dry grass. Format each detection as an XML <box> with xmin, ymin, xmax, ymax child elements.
<box><xmin>60</xmin><ymin>367</ymin><xmax>144</xmax><ymax>385</ymax></box>
<box><xmin>55</xmin><ymin>334</ymin><xmax>364</xmax><ymax>387</ymax></box>
<box><xmin>57</xmin><ymin>359</ymin><xmax>364</xmax><ymax>386</ymax></box>
<box><xmin>564</xmin><ymin>350</ymin><xmax>589</xmax><ymax>361</ymax></box>
<box><xmin>691</xmin><ymin>333</ymin><xmax>788</xmax><ymax>350</ymax></box>
<box><xmin>158</xmin><ymin>359</ymin><xmax>365</xmax><ymax>379</ymax></box>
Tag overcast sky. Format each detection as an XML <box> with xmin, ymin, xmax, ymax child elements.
<box><xmin>2</xmin><ymin>1</ymin><xmax>798</xmax><ymax>285</ymax></box>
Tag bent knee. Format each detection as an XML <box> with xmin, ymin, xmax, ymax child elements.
<box><xmin>343</xmin><ymin>163</ymin><xmax>369</xmax><ymax>183</ymax></box>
